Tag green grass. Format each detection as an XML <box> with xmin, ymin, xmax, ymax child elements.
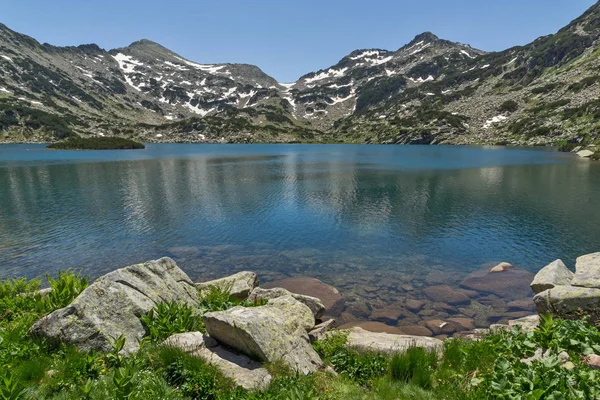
<box><xmin>2</xmin><ymin>273</ymin><xmax>600</xmax><ymax>399</ymax></box>
<box><xmin>46</xmin><ymin>137</ymin><xmax>145</xmax><ymax>150</ymax></box>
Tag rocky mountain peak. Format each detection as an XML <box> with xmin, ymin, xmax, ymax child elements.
<box><xmin>409</xmin><ymin>32</ymin><xmax>440</xmax><ymax>44</ymax></box>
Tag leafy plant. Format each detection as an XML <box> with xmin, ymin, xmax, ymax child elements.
<box><xmin>0</xmin><ymin>370</ymin><xmax>25</xmax><ymax>400</ymax></box>
<box><xmin>105</xmin><ymin>334</ymin><xmax>127</xmax><ymax>368</ymax></box>
<box><xmin>113</xmin><ymin>365</ymin><xmax>135</xmax><ymax>400</ymax></box>
<box><xmin>45</xmin><ymin>270</ymin><xmax>88</xmax><ymax>310</ymax></box>
<box><xmin>140</xmin><ymin>301</ymin><xmax>203</xmax><ymax>342</ymax></box>
<box><xmin>164</xmin><ymin>358</ymin><xmax>218</xmax><ymax>399</ymax></box>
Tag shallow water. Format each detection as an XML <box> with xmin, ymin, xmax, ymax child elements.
<box><xmin>1</xmin><ymin>144</ymin><xmax>599</xmax><ymax>330</ymax></box>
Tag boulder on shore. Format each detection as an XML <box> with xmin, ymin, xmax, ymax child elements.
<box><xmin>576</xmin><ymin>149</ymin><xmax>595</xmax><ymax>158</ymax></box>
<box><xmin>263</xmin><ymin>277</ymin><xmax>345</xmax><ymax>316</ymax></box>
<box><xmin>164</xmin><ymin>332</ymin><xmax>272</xmax><ymax>390</ymax></box>
<box><xmin>30</xmin><ymin>258</ymin><xmax>199</xmax><ymax>353</ymax></box>
<box><xmin>534</xmin><ymin>285</ymin><xmax>600</xmax><ymax>322</ymax></box>
<box><xmin>248</xmin><ymin>287</ymin><xmax>325</xmax><ymax>320</ymax></box>
<box><xmin>570</xmin><ymin>253</ymin><xmax>600</xmax><ymax>289</ymax></box>
<box><xmin>197</xmin><ymin>271</ymin><xmax>258</xmax><ymax>299</ymax></box>
<box><xmin>508</xmin><ymin>315</ymin><xmax>540</xmax><ymax>333</ymax></box>
<box><xmin>530</xmin><ymin>260</ymin><xmax>573</xmax><ymax>294</ymax></box>
<box><xmin>203</xmin><ymin>295</ymin><xmax>323</xmax><ymax>374</ymax></box>
<box><xmin>342</xmin><ymin>327</ymin><xmax>443</xmax><ymax>354</ymax></box>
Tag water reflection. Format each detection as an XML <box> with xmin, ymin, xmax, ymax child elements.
<box><xmin>0</xmin><ymin>145</ymin><xmax>599</xmax><ymax>327</ymax></box>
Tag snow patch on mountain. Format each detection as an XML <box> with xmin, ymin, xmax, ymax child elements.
<box><xmin>460</xmin><ymin>50</ymin><xmax>476</xmax><ymax>59</ymax></box>
<box><xmin>350</xmin><ymin>50</ymin><xmax>381</xmax><ymax>60</ymax></box>
<box><xmin>1</xmin><ymin>55</ymin><xmax>13</xmax><ymax>62</ymax></box>
<box><xmin>112</xmin><ymin>53</ymin><xmax>145</xmax><ymax>91</ymax></box>
<box><xmin>408</xmin><ymin>75</ymin><xmax>435</xmax><ymax>83</ymax></box>
<box><xmin>174</xmin><ymin>56</ymin><xmax>225</xmax><ymax>73</ymax></box>
<box><xmin>409</xmin><ymin>43</ymin><xmax>431</xmax><ymax>55</ymax></box>
<box><xmin>483</xmin><ymin>115</ymin><xmax>507</xmax><ymax>129</ymax></box>
<box><xmin>304</xmin><ymin>67</ymin><xmax>349</xmax><ymax>84</ymax></box>
<box><xmin>164</xmin><ymin>61</ymin><xmax>188</xmax><ymax>71</ymax></box>
<box><xmin>328</xmin><ymin>88</ymin><xmax>356</xmax><ymax>105</ymax></box>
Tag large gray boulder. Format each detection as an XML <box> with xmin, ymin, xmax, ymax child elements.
<box><xmin>570</xmin><ymin>253</ymin><xmax>600</xmax><ymax>289</ymax></box>
<box><xmin>534</xmin><ymin>285</ymin><xmax>600</xmax><ymax>322</ymax></box>
<box><xmin>197</xmin><ymin>271</ymin><xmax>258</xmax><ymax>300</ymax></box>
<box><xmin>342</xmin><ymin>327</ymin><xmax>443</xmax><ymax>354</ymax></box>
<box><xmin>508</xmin><ymin>315</ymin><xmax>540</xmax><ymax>333</ymax></box>
<box><xmin>248</xmin><ymin>287</ymin><xmax>325</xmax><ymax>319</ymax></box>
<box><xmin>164</xmin><ymin>332</ymin><xmax>272</xmax><ymax>390</ymax></box>
<box><xmin>531</xmin><ymin>260</ymin><xmax>574</xmax><ymax>294</ymax></box>
<box><xmin>203</xmin><ymin>295</ymin><xmax>322</xmax><ymax>374</ymax></box>
<box><xmin>30</xmin><ymin>258</ymin><xmax>199</xmax><ymax>353</ymax></box>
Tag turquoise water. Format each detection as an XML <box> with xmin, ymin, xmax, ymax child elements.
<box><xmin>1</xmin><ymin>144</ymin><xmax>599</xmax><ymax>324</ymax></box>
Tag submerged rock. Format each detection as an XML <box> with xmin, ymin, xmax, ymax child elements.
<box><xmin>164</xmin><ymin>332</ymin><xmax>272</xmax><ymax>390</ymax></box>
<box><xmin>530</xmin><ymin>259</ymin><xmax>573</xmax><ymax>294</ymax></box>
<box><xmin>203</xmin><ymin>295</ymin><xmax>322</xmax><ymax>374</ymax></box>
<box><xmin>424</xmin><ymin>285</ymin><xmax>471</xmax><ymax>305</ymax></box>
<box><xmin>197</xmin><ymin>271</ymin><xmax>258</xmax><ymax>299</ymax></box>
<box><xmin>396</xmin><ymin>325</ymin><xmax>433</xmax><ymax>337</ymax></box>
<box><xmin>337</xmin><ymin>321</ymin><xmax>404</xmax><ymax>334</ymax></box>
<box><xmin>343</xmin><ymin>327</ymin><xmax>443</xmax><ymax>354</ymax></box>
<box><xmin>460</xmin><ymin>266</ymin><xmax>534</xmax><ymax>300</ymax></box>
<box><xmin>263</xmin><ymin>277</ymin><xmax>344</xmax><ymax>316</ymax></box>
<box><xmin>30</xmin><ymin>258</ymin><xmax>199</xmax><ymax>353</ymax></box>
<box><xmin>490</xmin><ymin>262</ymin><xmax>514</xmax><ymax>273</ymax></box>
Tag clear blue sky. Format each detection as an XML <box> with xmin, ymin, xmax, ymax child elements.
<box><xmin>1</xmin><ymin>0</ymin><xmax>596</xmax><ymax>82</ymax></box>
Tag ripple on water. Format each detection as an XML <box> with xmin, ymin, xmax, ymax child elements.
<box><xmin>1</xmin><ymin>144</ymin><xmax>600</xmax><ymax>333</ymax></box>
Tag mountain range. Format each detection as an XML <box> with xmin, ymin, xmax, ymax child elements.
<box><xmin>1</xmin><ymin>1</ymin><xmax>600</xmax><ymax>146</ymax></box>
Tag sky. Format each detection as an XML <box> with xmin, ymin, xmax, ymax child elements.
<box><xmin>0</xmin><ymin>0</ymin><xmax>597</xmax><ymax>82</ymax></box>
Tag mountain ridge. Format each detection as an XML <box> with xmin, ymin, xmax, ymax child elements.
<box><xmin>1</xmin><ymin>1</ymin><xmax>600</xmax><ymax>146</ymax></box>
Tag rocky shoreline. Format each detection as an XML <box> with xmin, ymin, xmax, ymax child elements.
<box><xmin>26</xmin><ymin>251</ymin><xmax>600</xmax><ymax>390</ymax></box>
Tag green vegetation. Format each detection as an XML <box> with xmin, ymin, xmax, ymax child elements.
<box><xmin>46</xmin><ymin>137</ymin><xmax>145</xmax><ymax>150</ymax></box>
<box><xmin>554</xmin><ymin>139</ymin><xmax>580</xmax><ymax>152</ymax></box>
<box><xmin>0</xmin><ymin>99</ymin><xmax>78</xmax><ymax>140</ymax></box>
<box><xmin>530</xmin><ymin>83</ymin><xmax>561</xmax><ymax>95</ymax></box>
<box><xmin>568</xmin><ymin>75</ymin><xmax>600</xmax><ymax>93</ymax></box>
<box><xmin>2</xmin><ymin>273</ymin><xmax>600</xmax><ymax>399</ymax></box>
<box><xmin>498</xmin><ymin>100</ymin><xmax>519</xmax><ymax>113</ymax></box>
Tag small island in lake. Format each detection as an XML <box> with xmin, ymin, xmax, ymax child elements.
<box><xmin>46</xmin><ymin>137</ymin><xmax>145</xmax><ymax>150</ymax></box>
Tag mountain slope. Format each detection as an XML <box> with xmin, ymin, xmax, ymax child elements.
<box><xmin>333</xmin><ymin>1</ymin><xmax>600</xmax><ymax>145</ymax></box>
<box><xmin>1</xmin><ymin>1</ymin><xmax>600</xmax><ymax>145</ymax></box>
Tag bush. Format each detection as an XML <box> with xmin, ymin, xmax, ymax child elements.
<box><xmin>531</xmin><ymin>83</ymin><xmax>560</xmax><ymax>94</ymax></box>
<box><xmin>499</xmin><ymin>100</ymin><xmax>518</xmax><ymax>113</ymax></box>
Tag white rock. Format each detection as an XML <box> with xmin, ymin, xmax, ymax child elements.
<box><xmin>531</xmin><ymin>259</ymin><xmax>574</xmax><ymax>294</ymax></box>
<box><xmin>577</xmin><ymin>150</ymin><xmax>595</xmax><ymax>158</ymax></box>
<box><xmin>197</xmin><ymin>271</ymin><xmax>258</xmax><ymax>299</ymax></box>
<box><xmin>204</xmin><ymin>295</ymin><xmax>322</xmax><ymax>374</ymax></box>
<box><xmin>164</xmin><ymin>332</ymin><xmax>272</xmax><ymax>390</ymax></box>
<box><xmin>342</xmin><ymin>327</ymin><xmax>443</xmax><ymax>355</ymax></box>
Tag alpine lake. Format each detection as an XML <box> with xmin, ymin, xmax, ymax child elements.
<box><xmin>1</xmin><ymin>143</ymin><xmax>599</xmax><ymax>331</ymax></box>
